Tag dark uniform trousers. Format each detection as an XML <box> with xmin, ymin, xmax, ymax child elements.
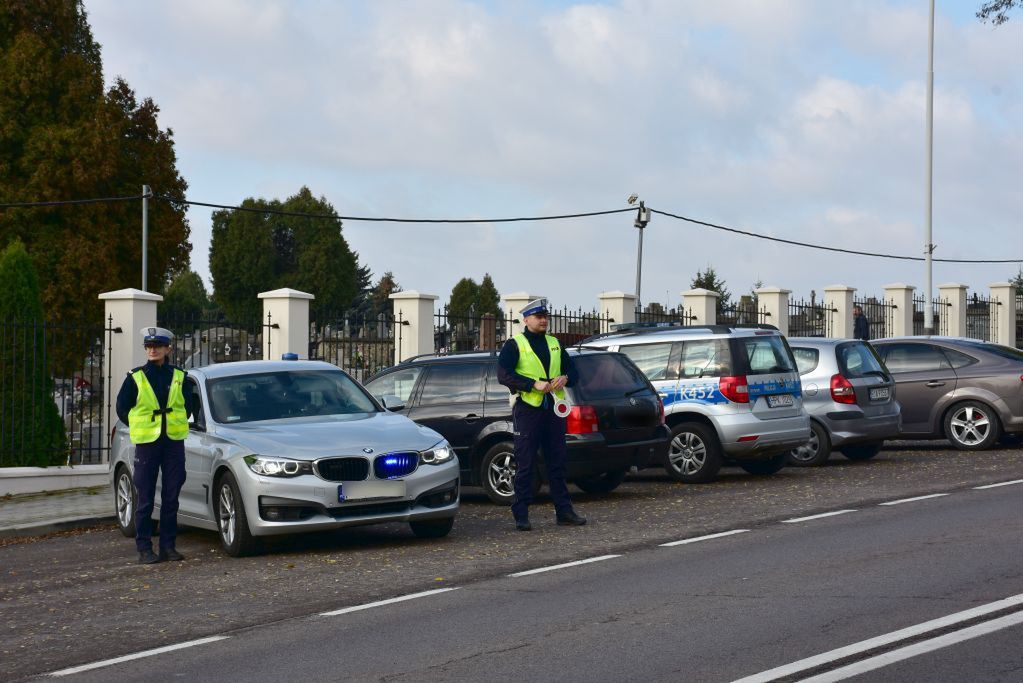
<box><xmin>511</xmin><ymin>399</ymin><xmax>572</xmax><ymax>520</ymax></box>
<box><xmin>133</xmin><ymin>436</ymin><xmax>186</xmax><ymax>552</ymax></box>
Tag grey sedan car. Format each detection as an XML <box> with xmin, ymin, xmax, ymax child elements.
<box><xmin>111</xmin><ymin>360</ymin><xmax>460</xmax><ymax>556</ymax></box>
<box><xmin>787</xmin><ymin>338</ymin><xmax>901</xmax><ymax>466</ymax></box>
<box><xmin>871</xmin><ymin>336</ymin><xmax>1023</xmax><ymax>450</ymax></box>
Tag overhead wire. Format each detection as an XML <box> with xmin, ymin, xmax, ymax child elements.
<box><xmin>0</xmin><ymin>194</ymin><xmax>145</xmax><ymax>209</ymax></box>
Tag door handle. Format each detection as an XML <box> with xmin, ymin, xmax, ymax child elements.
<box><xmin>925</xmin><ymin>381</ymin><xmax>945</xmax><ymax>387</ymax></box>
<box><xmin>464</xmin><ymin>413</ymin><xmax>480</xmax><ymax>423</ymax></box>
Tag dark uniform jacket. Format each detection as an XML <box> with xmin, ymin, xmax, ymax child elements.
<box><xmin>115</xmin><ymin>361</ymin><xmax>193</xmax><ymax>433</ymax></box>
<box><xmin>497</xmin><ymin>329</ymin><xmax>579</xmax><ymax>407</ymax></box>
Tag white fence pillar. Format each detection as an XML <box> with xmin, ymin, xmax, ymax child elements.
<box><xmin>681</xmin><ymin>288</ymin><xmax>719</xmax><ymax>326</ymax></box>
<box><xmin>258</xmin><ymin>288</ymin><xmax>314</xmax><ymax>360</ymax></box>
<box><xmin>939</xmin><ymin>283</ymin><xmax>968</xmax><ymax>337</ymax></box>
<box><xmin>99</xmin><ymin>288</ymin><xmax>161</xmax><ymax>439</ymax></box>
<box><xmin>755</xmin><ymin>287</ymin><xmax>790</xmax><ymax>335</ymax></box>
<box><xmin>502</xmin><ymin>292</ymin><xmax>544</xmax><ymax>337</ymax></box>
<box><xmin>824</xmin><ymin>285</ymin><xmax>856</xmax><ymax>338</ymax></box>
<box><xmin>390</xmin><ymin>290</ymin><xmax>439</xmax><ymax>363</ymax></box>
<box><xmin>883</xmin><ymin>283</ymin><xmax>916</xmax><ymax>338</ymax></box>
<box><xmin>598</xmin><ymin>291</ymin><xmax>636</xmax><ymax>333</ymax></box>
<box><xmin>990</xmin><ymin>282</ymin><xmax>1016</xmax><ymax>347</ymax></box>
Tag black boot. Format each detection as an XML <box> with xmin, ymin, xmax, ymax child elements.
<box><xmin>138</xmin><ymin>549</ymin><xmax>161</xmax><ymax>564</ymax></box>
<box><xmin>514</xmin><ymin>517</ymin><xmax>532</xmax><ymax>531</ymax></box>
<box><xmin>556</xmin><ymin>510</ymin><xmax>587</xmax><ymax>526</ymax></box>
<box><xmin>159</xmin><ymin>548</ymin><xmax>185</xmax><ymax>561</ymax></box>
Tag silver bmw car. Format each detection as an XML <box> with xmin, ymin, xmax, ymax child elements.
<box><xmin>111</xmin><ymin>360</ymin><xmax>459</xmax><ymax>556</ymax></box>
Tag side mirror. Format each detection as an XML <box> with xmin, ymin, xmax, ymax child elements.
<box><xmin>380</xmin><ymin>395</ymin><xmax>406</xmax><ymax>412</ymax></box>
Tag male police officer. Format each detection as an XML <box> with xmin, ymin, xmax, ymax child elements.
<box><xmin>498</xmin><ymin>299</ymin><xmax>586</xmax><ymax>531</ymax></box>
<box><xmin>116</xmin><ymin>327</ymin><xmax>190</xmax><ymax>564</ymax></box>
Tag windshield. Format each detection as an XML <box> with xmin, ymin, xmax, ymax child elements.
<box><xmin>570</xmin><ymin>354</ymin><xmax>653</xmax><ymax>401</ymax></box>
<box><xmin>837</xmin><ymin>342</ymin><xmax>888</xmax><ymax>378</ymax></box>
<box><xmin>208</xmin><ymin>370</ymin><xmax>379</xmax><ymax>424</ymax></box>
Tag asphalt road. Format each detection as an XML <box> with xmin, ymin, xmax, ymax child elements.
<box><xmin>3</xmin><ymin>441</ymin><xmax>1023</xmax><ymax>681</ymax></box>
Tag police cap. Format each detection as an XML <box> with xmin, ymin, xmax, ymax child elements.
<box><xmin>140</xmin><ymin>326</ymin><xmax>174</xmax><ymax>346</ymax></box>
<box><xmin>520</xmin><ymin>298</ymin><xmax>550</xmax><ymax>317</ymax></box>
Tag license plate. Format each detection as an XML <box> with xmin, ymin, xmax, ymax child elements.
<box><xmin>767</xmin><ymin>394</ymin><xmax>794</xmax><ymax>408</ymax></box>
<box><xmin>869</xmin><ymin>387</ymin><xmax>891</xmax><ymax>401</ymax></box>
<box><xmin>338</xmin><ymin>480</ymin><xmax>406</xmax><ymax>502</ymax></box>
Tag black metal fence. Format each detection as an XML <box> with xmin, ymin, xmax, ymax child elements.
<box><xmin>788</xmin><ymin>297</ymin><xmax>836</xmax><ymax>337</ymax></box>
<box><xmin>309</xmin><ymin>310</ymin><xmax>404</xmax><ymax>383</ymax></box>
<box><xmin>635</xmin><ymin>306</ymin><xmax>696</xmax><ymax>326</ymax></box>
<box><xmin>0</xmin><ymin>316</ymin><xmax>115</xmax><ymax>467</ymax></box>
<box><xmin>434</xmin><ymin>307</ymin><xmax>510</xmax><ymax>354</ymax></box>
<box><xmin>1017</xmin><ymin>293</ymin><xmax>1023</xmax><ymax>349</ymax></box>
<box><xmin>853</xmin><ymin>297</ymin><xmax>897</xmax><ymax>340</ymax></box>
<box><xmin>158</xmin><ymin>311</ymin><xmax>267</xmax><ymax>369</ymax></box>
<box><xmin>718</xmin><ymin>301</ymin><xmax>770</xmax><ymax>327</ymax></box>
<box><xmin>965</xmin><ymin>292</ymin><xmax>999</xmax><ymax>342</ymax></box>
<box><xmin>912</xmin><ymin>295</ymin><xmax>950</xmax><ymax>335</ymax></box>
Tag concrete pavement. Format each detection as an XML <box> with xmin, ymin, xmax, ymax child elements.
<box><xmin>0</xmin><ymin>484</ymin><xmax>113</xmax><ymax>538</ymax></box>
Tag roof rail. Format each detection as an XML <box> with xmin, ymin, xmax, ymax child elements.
<box><xmin>399</xmin><ymin>348</ymin><xmax>499</xmax><ymax>364</ymax></box>
<box><xmin>576</xmin><ymin>322</ymin><xmax>779</xmax><ymax>345</ymax></box>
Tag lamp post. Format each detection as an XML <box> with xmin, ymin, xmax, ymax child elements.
<box><xmin>923</xmin><ymin>0</ymin><xmax>935</xmax><ymax>333</ymax></box>
<box><xmin>629</xmin><ymin>195</ymin><xmax>650</xmax><ymax>311</ymax></box>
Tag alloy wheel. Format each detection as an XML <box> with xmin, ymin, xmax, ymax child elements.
<box><xmin>116</xmin><ymin>472</ymin><xmax>134</xmax><ymax>529</ymax></box>
<box><xmin>949</xmin><ymin>405</ymin><xmax>991</xmax><ymax>446</ymax></box>
<box><xmin>669</xmin><ymin>431</ymin><xmax>707</xmax><ymax>475</ymax></box>
<box><xmin>218</xmin><ymin>484</ymin><xmax>236</xmax><ymax>547</ymax></box>
<box><xmin>488</xmin><ymin>452</ymin><xmax>516</xmax><ymax>498</ymax></box>
<box><xmin>790</xmin><ymin>431</ymin><xmax>820</xmax><ymax>464</ymax></box>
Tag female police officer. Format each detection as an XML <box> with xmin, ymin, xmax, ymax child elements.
<box><xmin>497</xmin><ymin>299</ymin><xmax>586</xmax><ymax>531</ymax></box>
<box><xmin>115</xmin><ymin>327</ymin><xmax>190</xmax><ymax>564</ymax></box>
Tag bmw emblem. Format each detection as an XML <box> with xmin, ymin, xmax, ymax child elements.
<box><xmin>362</xmin><ymin>447</ymin><xmax>374</xmax><ymax>454</ymax></box>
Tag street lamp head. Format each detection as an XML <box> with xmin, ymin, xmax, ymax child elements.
<box><xmin>627</xmin><ymin>193</ymin><xmax>638</xmax><ymax>205</ymax></box>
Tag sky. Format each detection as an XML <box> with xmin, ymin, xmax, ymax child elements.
<box><xmin>84</xmin><ymin>0</ymin><xmax>1023</xmax><ymax>312</ymax></box>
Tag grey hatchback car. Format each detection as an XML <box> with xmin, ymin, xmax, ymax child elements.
<box><xmin>787</xmin><ymin>338</ymin><xmax>901</xmax><ymax>466</ymax></box>
<box><xmin>871</xmin><ymin>336</ymin><xmax>1023</xmax><ymax>450</ymax></box>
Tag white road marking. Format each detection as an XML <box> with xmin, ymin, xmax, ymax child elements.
<box><xmin>48</xmin><ymin>636</ymin><xmax>229</xmax><ymax>677</ymax></box>
<box><xmin>974</xmin><ymin>479</ymin><xmax>1023</xmax><ymax>489</ymax></box>
<box><xmin>319</xmin><ymin>587</ymin><xmax>459</xmax><ymax>617</ymax></box>
<box><xmin>659</xmin><ymin>529</ymin><xmax>750</xmax><ymax>547</ymax></box>
<box><xmin>782</xmin><ymin>510</ymin><xmax>857</xmax><ymax>524</ymax></box>
<box><xmin>798</xmin><ymin>610</ymin><xmax>1023</xmax><ymax>682</ymax></box>
<box><xmin>878</xmin><ymin>493</ymin><xmax>949</xmax><ymax>506</ymax></box>
<box><xmin>509</xmin><ymin>554</ymin><xmax>620</xmax><ymax>577</ymax></box>
<box><xmin>730</xmin><ymin>592</ymin><xmax>1023</xmax><ymax>683</ymax></box>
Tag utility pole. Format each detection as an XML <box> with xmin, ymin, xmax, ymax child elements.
<box><xmin>632</xmin><ymin>198</ymin><xmax>650</xmax><ymax>311</ymax></box>
<box><xmin>142</xmin><ymin>184</ymin><xmax>151</xmax><ymax>292</ymax></box>
<box><xmin>924</xmin><ymin>0</ymin><xmax>935</xmax><ymax>334</ymax></box>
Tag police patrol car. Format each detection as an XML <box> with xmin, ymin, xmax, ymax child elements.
<box><xmin>581</xmin><ymin>324</ymin><xmax>810</xmax><ymax>483</ymax></box>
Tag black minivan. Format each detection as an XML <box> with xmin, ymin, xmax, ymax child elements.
<box><xmin>364</xmin><ymin>348</ymin><xmax>671</xmax><ymax>504</ymax></box>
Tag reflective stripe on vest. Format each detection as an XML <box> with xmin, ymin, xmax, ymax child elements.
<box><xmin>513</xmin><ymin>333</ymin><xmax>565</xmax><ymax>408</ymax></box>
<box><xmin>128</xmin><ymin>368</ymin><xmax>188</xmax><ymax>444</ymax></box>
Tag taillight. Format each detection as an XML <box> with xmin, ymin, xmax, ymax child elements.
<box><xmin>658</xmin><ymin>397</ymin><xmax>665</xmax><ymax>424</ymax></box>
<box><xmin>830</xmin><ymin>374</ymin><xmax>856</xmax><ymax>404</ymax></box>
<box><xmin>566</xmin><ymin>405</ymin><xmax>599</xmax><ymax>434</ymax></box>
<box><xmin>719</xmin><ymin>375</ymin><xmax>750</xmax><ymax>403</ymax></box>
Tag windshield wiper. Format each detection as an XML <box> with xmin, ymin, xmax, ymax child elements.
<box><xmin>625</xmin><ymin>387</ymin><xmax>650</xmax><ymax>397</ymax></box>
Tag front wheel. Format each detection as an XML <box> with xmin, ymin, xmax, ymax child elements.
<box><xmin>840</xmin><ymin>442</ymin><xmax>884</xmax><ymax>461</ymax></box>
<box><xmin>215</xmin><ymin>471</ymin><xmax>259</xmax><ymax>557</ymax></box>
<box><xmin>410</xmin><ymin>517</ymin><xmax>455</xmax><ymax>539</ymax></box>
<box><xmin>787</xmin><ymin>421</ymin><xmax>831</xmax><ymax>467</ymax></box>
<box><xmin>114</xmin><ymin>466</ymin><xmax>136</xmax><ymax>538</ymax></box>
<box><xmin>739</xmin><ymin>453</ymin><xmax>787</xmax><ymax>476</ymax></box>
<box><xmin>664</xmin><ymin>422</ymin><xmax>723</xmax><ymax>484</ymax></box>
<box><xmin>574</xmin><ymin>470</ymin><xmax>627</xmax><ymax>494</ymax></box>
<box><xmin>944</xmin><ymin>401</ymin><xmax>1001</xmax><ymax>451</ymax></box>
<box><xmin>480</xmin><ymin>442</ymin><xmax>539</xmax><ymax>505</ymax></box>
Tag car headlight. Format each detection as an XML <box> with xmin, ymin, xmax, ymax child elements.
<box><xmin>419</xmin><ymin>444</ymin><xmax>454</xmax><ymax>465</ymax></box>
<box><xmin>244</xmin><ymin>455</ymin><xmax>310</xmax><ymax>477</ymax></box>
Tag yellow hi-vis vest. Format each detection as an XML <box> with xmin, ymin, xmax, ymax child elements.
<box><xmin>128</xmin><ymin>368</ymin><xmax>188</xmax><ymax>444</ymax></box>
<box><xmin>513</xmin><ymin>333</ymin><xmax>565</xmax><ymax>408</ymax></box>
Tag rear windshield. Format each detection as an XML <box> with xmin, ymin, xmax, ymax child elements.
<box><xmin>836</xmin><ymin>342</ymin><xmax>888</xmax><ymax>378</ymax></box>
<box><xmin>208</xmin><ymin>370</ymin><xmax>378</xmax><ymax>423</ymax></box>
<box><xmin>570</xmin><ymin>354</ymin><xmax>653</xmax><ymax>401</ymax></box>
<box><xmin>736</xmin><ymin>335</ymin><xmax>796</xmax><ymax>374</ymax></box>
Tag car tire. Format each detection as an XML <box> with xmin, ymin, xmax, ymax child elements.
<box><xmin>410</xmin><ymin>516</ymin><xmax>455</xmax><ymax>539</ymax></box>
<box><xmin>114</xmin><ymin>465</ymin><xmax>136</xmax><ymax>538</ymax></box>
<box><xmin>787</xmin><ymin>421</ymin><xmax>831</xmax><ymax>467</ymax></box>
<box><xmin>840</xmin><ymin>441</ymin><xmax>884</xmax><ymax>460</ymax></box>
<box><xmin>944</xmin><ymin>401</ymin><xmax>1001</xmax><ymax>451</ymax></box>
<box><xmin>664</xmin><ymin>422</ymin><xmax>723</xmax><ymax>484</ymax></box>
<box><xmin>215</xmin><ymin>471</ymin><xmax>258</xmax><ymax>557</ymax></box>
<box><xmin>480</xmin><ymin>442</ymin><xmax>540</xmax><ymax>506</ymax></box>
<box><xmin>739</xmin><ymin>453</ymin><xmax>787</xmax><ymax>476</ymax></box>
<box><xmin>574</xmin><ymin>470</ymin><xmax>628</xmax><ymax>494</ymax></box>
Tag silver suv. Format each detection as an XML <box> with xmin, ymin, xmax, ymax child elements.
<box><xmin>582</xmin><ymin>324</ymin><xmax>810</xmax><ymax>483</ymax></box>
<box><xmin>786</xmin><ymin>338</ymin><xmax>901</xmax><ymax>466</ymax></box>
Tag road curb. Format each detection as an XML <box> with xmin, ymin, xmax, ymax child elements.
<box><xmin>0</xmin><ymin>514</ymin><xmax>116</xmax><ymax>539</ymax></box>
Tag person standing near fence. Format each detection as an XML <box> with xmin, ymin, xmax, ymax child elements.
<box><xmin>115</xmin><ymin>327</ymin><xmax>191</xmax><ymax>564</ymax></box>
<box><xmin>497</xmin><ymin>298</ymin><xmax>586</xmax><ymax>531</ymax></box>
<box><xmin>853</xmin><ymin>305</ymin><xmax>870</xmax><ymax>341</ymax></box>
